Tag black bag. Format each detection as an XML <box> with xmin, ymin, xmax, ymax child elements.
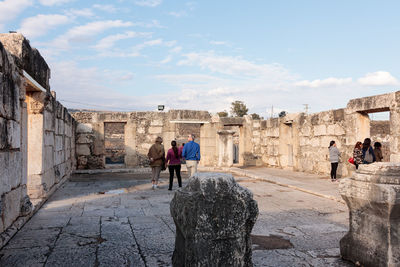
<box><xmin>161</xmin><ymin>157</ymin><xmax>166</xmax><ymax>171</ymax></box>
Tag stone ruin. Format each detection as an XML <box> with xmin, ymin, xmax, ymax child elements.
<box><xmin>170</xmin><ymin>173</ymin><xmax>258</xmax><ymax>267</ymax></box>
<box><xmin>0</xmin><ymin>33</ymin><xmax>75</xmax><ymax>247</ymax></box>
<box><xmin>339</xmin><ymin>163</ymin><xmax>400</xmax><ymax>266</ymax></box>
<box><xmin>2</xmin><ymin>32</ymin><xmax>400</xmax><ymax>266</ymax></box>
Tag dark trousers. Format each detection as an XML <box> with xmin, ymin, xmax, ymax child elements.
<box><xmin>168</xmin><ymin>165</ymin><xmax>182</xmax><ymax>189</ymax></box>
<box><xmin>331</xmin><ymin>162</ymin><xmax>338</xmax><ymax>179</ymax></box>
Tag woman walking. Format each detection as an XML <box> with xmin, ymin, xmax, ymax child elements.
<box><xmin>353</xmin><ymin>141</ymin><xmax>363</xmax><ymax>169</ymax></box>
<box><xmin>148</xmin><ymin>136</ymin><xmax>165</xmax><ymax>189</ymax></box>
<box><xmin>165</xmin><ymin>140</ymin><xmax>182</xmax><ymax>190</ymax></box>
<box><xmin>362</xmin><ymin>138</ymin><xmax>376</xmax><ymax>164</ymax></box>
<box><xmin>329</xmin><ymin>140</ymin><xmax>341</xmax><ymax>182</ymax></box>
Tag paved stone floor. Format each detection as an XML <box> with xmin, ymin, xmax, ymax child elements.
<box><xmin>0</xmin><ymin>171</ymin><xmax>352</xmax><ymax>267</ymax></box>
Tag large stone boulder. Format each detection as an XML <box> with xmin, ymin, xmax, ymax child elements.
<box><xmin>339</xmin><ymin>163</ymin><xmax>400</xmax><ymax>267</ymax></box>
<box><xmin>170</xmin><ymin>172</ymin><xmax>258</xmax><ymax>267</ymax></box>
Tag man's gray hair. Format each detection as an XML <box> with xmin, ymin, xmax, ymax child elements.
<box><xmin>189</xmin><ymin>134</ymin><xmax>195</xmax><ymax>139</ymax></box>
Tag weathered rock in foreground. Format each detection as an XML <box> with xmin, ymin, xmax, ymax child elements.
<box><xmin>170</xmin><ymin>172</ymin><xmax>258</xmax><ymax>267</ymax></box>
<box><xmin>339</xmin><ymin>163</ymin><xmax>400</xmax><ymax>267</ymax></box>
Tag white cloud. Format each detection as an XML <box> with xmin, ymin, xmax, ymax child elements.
<box><xmin>134</xmin><ymin>0</ymin><xmax>162</xmax><ymax>7</ymax></box>
<box><xmin>0</xmin><ymin>0</ymin><xmax>33</xmax><ymax>29</ymax></box>
<box><xmin>169</xmin><ymin>46</ymin><xmax>182</xmax><ymax>53</ymax></box>
<box><xmin>94</xmin><ymin>31</ymin><xmax>152</xmax><ymax>50</ymax></box>
<box><xmin>38</xmin><ymin>0</ymin><xmax>73</xmax><ymax>6</ymax></box>
<box><xmin>357</xmin><ymin>71</ymin><xmax>399</xmax><ymax>86</ymax></box>
<box><xmin>210</xmin><ymin>41</ymin><xmax>227</xmax><ymax>45</ymax></box>
<box><xmin>167</xmin><ymin>11</ymin><xmax>187</xmax><ymax>17</ymax></box>
<box><xmin>18</xmin><ymin>14</ymin><xmax>70</xmax><ymax>38</ymax></box>
<box><xmin>160</xmin><ymin>55</ymin><xmax>172</xmax><ymax>64</ymax></box>
<box><xmin>65</xmin><ymin>8</ymin><xmax>94</xmax><ymax>17</ymax></box>
<box><xmin>50</xmin><ymin>20</ymin><xmax>133</xmax><ymax>50</ymax></box>
<box><xmin>294</xmin><ymin>77</ymin><xmax>352</xmax><ymax>88</ymax></box>
<box><xmin>93</xmin><ymin>4</ymin><xmax>118</xmax><ymax>13</ymax></box>
<box><xmin>132</xmin><ymin>20</ymin><xmax>165</xmax><ymax>28</ymax></box>
<box><xmin>177</xmin><ymin>52</ymin><xmax>294</xmax><ymax>81</ymax></box>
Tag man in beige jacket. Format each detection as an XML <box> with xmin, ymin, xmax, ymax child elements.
<box><xmin>148</xmin><ymin>136</ymin><xmax>165</xmax><ymax>189</ymax></box>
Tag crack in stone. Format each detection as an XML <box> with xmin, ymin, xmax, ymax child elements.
<box><xmin>128</xmin><ymin>217</ymin><xmax>148</xmax><ymax>267</ymax></box>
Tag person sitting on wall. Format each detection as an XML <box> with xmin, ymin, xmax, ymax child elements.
<box><xmin>362</xmin><ymin>138</ymin><xmax>376</xmax><ymax>164</ymax></box>
<box><xmin>148</xmin><ymin>136</ymin><xmax>165</xmax><ymax>189</ymax></box>
<box><xmin>373</xmin><ymin>142</ymin><xmax>383</xmax><ymax>162</ymax></box>
<box><xmin>182</xmin><ymin>134</ymin><xmax>200</xmax><ymax>177</ymax></box>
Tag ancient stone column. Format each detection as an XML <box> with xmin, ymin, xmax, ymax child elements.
<box><xmin>170</xmin><ymin>172</ymin><xmax>258</xmax><ymax>267</ymax></box>
<box><xmin>339</xmin><ymin>163</ymin><xmax>400</xmax><ymax>267</ymax></box>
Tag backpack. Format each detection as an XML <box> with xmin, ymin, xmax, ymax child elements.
<box><xmin>364</xmin><ymin>147</ymin><xmax>373</xmax><ymax>163</ymax></box>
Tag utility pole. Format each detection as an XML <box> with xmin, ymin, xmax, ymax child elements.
<box><xmin>303</xmin><ymin>104</ymin><xmax>309</xmax><ymax>114</ymax></box>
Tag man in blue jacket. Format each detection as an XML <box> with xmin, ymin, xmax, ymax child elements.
<box><xmin>182</xmin><ymin>134</ymin><xmax>200</xmax><ymax>177</ymax></box>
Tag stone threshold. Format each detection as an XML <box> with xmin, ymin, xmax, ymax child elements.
<box><xmin>198</xmin><ymin>166</ymin><xmax>344</xmax><ymax>204</ymax></box>
<box><xmin>0</xmin><ymin>175</ymin><xmax>69</xmax><ymax>250</ymax></box>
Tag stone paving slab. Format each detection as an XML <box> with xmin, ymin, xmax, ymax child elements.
<box><xmin>0</xmin><ymin>171</ymin><xmax>353</xmax><ymax>266</ymax></box>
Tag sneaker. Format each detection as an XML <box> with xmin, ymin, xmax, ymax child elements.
<box><xmin>152</xmin><ymin>185</ymin><xmax>155</xmax><ymax>190</ymax></box>
<box><xmin>154</xmin><ymin>184</ymin><xmax>158</xmax><ymax>189</ymax></box>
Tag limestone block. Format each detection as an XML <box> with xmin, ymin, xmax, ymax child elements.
<box><xmin>64</xmin><ymin>123</ymin><xmax>72</xmax><ymax>137</ymax></box>
<box><xmin>55</xmin><ymin>150</ymin><xmax>65</xmax><ymax>165</ymax></box>
<box><xmin>2</xmin><ymin>186</ymin><xmax>22</xmax><ymax>230</ymax></box>
<box><xmin>76</xmin><ymin>134</ymin><xmax>91</xmax><ymax>144</ymax></box>
<box><xmin>44</xmin><ymin>131</ymin><xmax>54</xmax><ymax>147</ymax></box>
<box><xmin>76</xmin><ymin>123</ymin><xmax>93</xmax><ymax>133</ymax></box>
<box><xmin>300</xmin><ymin>126</ymin><xmax>311</xmax><ymax>137</ymax></box>
<box><xmin>170</xmin><ymin>173</ymin><xmax>258</xmax><ymax>267</ymax></box>
<box><xmin>148</xmin><ymin>126</ymin><xmax>162</xmax><ymax>134</ymax></box>
<box><xmin>64</xmin><ymin>137</ymin><xmax>71</xmax><ymax>151</ymax></box>
<box><xmin>327</xmin><ymin>125</ymin><xmax>335</xmax><ymax>135</ymax></box>
<box><xmin>6</xmin><ymin>120</ymin><xmax>20</xmax><ymax>149</ymax></box>
<box><xmin>150</xmin><ymin>119</ymin><xmax>163</xmax><ymax>126</ymax></box>
<box><xmin>57</xmin><ymin>119</ymin><xmax>64</xmax><ymax>135</ymax></box>
<box><xmin>42</xmin><ymin>169</ymin><xmax>55</xmax><ymax>192</ymax></box>
<box><xmin>76</xmin><ymin>144</ymin><xmax>90</xmax><ymax>156</ymax></box>
<box><xmin>253</xmin><ymin>131</ymin><xmax>260</xmax><ymax>136</ymax></box>
<box><xmin>43</xmin><ymin>146</ymin><xmax>54</xmax><ymax>171</ymax></box>
<box><xmin>334</xmin><ymin>125</ymin><xmax>345</xmax><ymax>135</ymax></box>
<box><xmin>0</xmin><ymin>152</ymin><xmax>22</xmax><ymax>196</ymax></box>
<box><xmin>314</xmin><ymin>125</ymin><xmax>326</xmax><ymax>136</ymax></box>
<box><xmin>0</xmin><ymin>117</ymin><xmax>7</xmax><ymax>149</ymax></box>
<box><xmin>43</xmin><ymin>110</ymin><xmax>55</xmax><ymax>131</ymax></box>
<box><xmin>273</xmin><ymin>128</ymin><xmax>279</xmax><ymax>137</ymax></box>
<box><xmin>339</xmin><ymin>163</ymin><xmax>400</xmax><ymax>267</ymax></box>
<box><xmin>253</xmin><ymin>121</ymin><xmax>260</xmax><ymax>128</ymax></box>
<box><xmin>55</xmin><ymin>135</ymin><xmax>63</xmax><ymax>151</ymax></box>
<box><xmin>311</xmin><ymin>138</ymin><xmax>320</xmax><ymax>147</ymax></box>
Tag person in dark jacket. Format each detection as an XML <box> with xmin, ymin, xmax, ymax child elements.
<box><xmin>373</xmin><ymin>142</ymin><xmax>383</xmax><ymax>162</ymax></box>
<box><xmin>166</xmin><ymin>140</ymin><xmax>182</xmax><ymax>190</ymax></box>
<box><xmin>353</xmin><ymin>141</ymin><xmax>363</xmax><ymax>169</ymax></box>
<box><xmin>148</xmin><ymin>136</ymin><xmax>165</xmax><ymax>189</ymax></box>
<box><xmin>362</xmin><ymin>138</ymin><xmax>376</xmax><ymax>164</ymax></box>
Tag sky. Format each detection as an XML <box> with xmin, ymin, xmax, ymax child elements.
<box><xmin>1</xmin><ymin>0</ymin><xmax>399</xmax><ymax>118</ymax></box>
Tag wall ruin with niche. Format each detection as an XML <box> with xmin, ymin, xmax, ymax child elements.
<box><xmin>0</xmin><ymin>33</ymin><xmax>76</xmax><ymax>246</ymax></box>
<box><xmin>72</xmin><ymin>110</ymin><xmax>210</xmax><ymax>169</ymax></box>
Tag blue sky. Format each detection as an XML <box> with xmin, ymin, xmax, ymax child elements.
<box><xmin>1</xmin><ymin>0</ymin><xmax>399</xmax><ymax>117</ymax></box>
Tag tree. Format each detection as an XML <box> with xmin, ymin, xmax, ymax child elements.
<box><xmin>279</xmin><ymin>111</ymin><xmax>287</xmax><ymax>118</ymax></box>
<box><xmin>217</xmin><ymin>111</ymin><xmax>228</xmax><ymax>117</ymax></box>
<box><xmin>230</xmin><ymin>101</ymin><xmax>248</xmax><ymax>117</ymax></box>
<box><xmin>251</xmin><ymin>113</ymin><xmax>262</xmax><ymax>120</ymax></box>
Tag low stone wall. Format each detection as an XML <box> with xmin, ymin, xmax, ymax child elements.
<box><xmin>72</xmin><ymin>110</ymin><xmax>211</xmax><ymax>169</ymax></box>
<box><xmin>0</xmin><ymin>33</ymin><xmax>76</xmax><ymax>247</ymax></box>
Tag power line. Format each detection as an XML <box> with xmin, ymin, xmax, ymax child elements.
<box><xmin>58</xmin><ymin>99</ymin><xmax>133</xmax><ymax>111</ymax></box>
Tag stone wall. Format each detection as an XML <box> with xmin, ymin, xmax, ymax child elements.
<box><xmin>0</xmin><ymin>33</ymin><xmax>76</xmax><ymax>245</ymax></box>
<box><xmin>370</xmin><ymin>120</ymin><xmax>390</xmax><ymax>161</ymax></box>
<box><xmin>72</xmin><ymin>110</ymin><xmax>211</xmax><ymax>169</ymax></box>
